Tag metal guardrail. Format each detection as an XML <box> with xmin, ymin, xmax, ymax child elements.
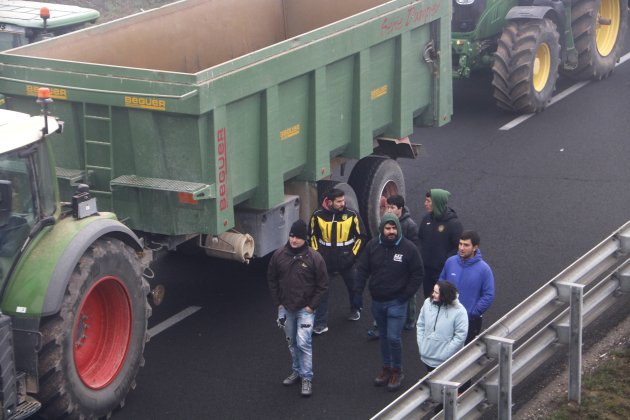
<box><xmin>372</xmin><ymin>220</ymin><xmax>630</xmax><ymax>419</ymax></box>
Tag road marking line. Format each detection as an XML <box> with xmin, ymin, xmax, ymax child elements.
<box><xmin>148</xmin><ymin>305</ymin><xmax>202</xmax><ymax>338</ymax></box>
<box><xmin>500</xmin><ymin>51</ymin><xmax>630</xmax><ymax>131</ymax></box>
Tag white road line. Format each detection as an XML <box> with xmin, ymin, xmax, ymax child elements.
<box><xmin>500</xmin><ymin>50</ymin><xmax>630</xmax><ymax>131</ymax></box>
<box><xmin>148</xmin><ymin>305</ymin><xmax>202</xmax><ymax>338</ymax></box>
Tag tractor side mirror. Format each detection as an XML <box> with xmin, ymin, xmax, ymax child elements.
<box><xmin>0</xmin><ymin>180</ymin><xmax>13</xmax><ymax>228</ymax></box>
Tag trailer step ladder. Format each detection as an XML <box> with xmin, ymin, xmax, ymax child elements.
<box><xmin>82</xmin><ymin>103</ymin><xmax>113</xmax><ymax>209</ymax></box>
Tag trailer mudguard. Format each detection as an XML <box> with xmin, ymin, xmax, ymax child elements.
<box><xmin>0</xmin><ymin>213</ymin><xmax>142</xmax><ymax>317</ymax></box>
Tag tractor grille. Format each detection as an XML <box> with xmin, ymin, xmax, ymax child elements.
<box><xmin>452</xmin><ymin>0</ymin><xmax>486</xmax><ymax>32</ymax></box>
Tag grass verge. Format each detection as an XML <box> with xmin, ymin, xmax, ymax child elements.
<box><xmin>547</xmin><ymin>345</ymin><xmax>630</xmax><ymax>419</ymax></box>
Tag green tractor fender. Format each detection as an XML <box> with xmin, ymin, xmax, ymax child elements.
<box><xmin>506</xmin><ymin>4</ymin><xmax>565</xmax><ymax>40</ymax></box>
<box><xmin>1</xmin><ymin>213</ymin><xmax>142</xmax><ymax>317</ymax></box>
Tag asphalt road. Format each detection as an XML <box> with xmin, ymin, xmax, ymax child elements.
<box><xmin>110</xmin><ymin>40</ymin><xmax>630</xmax><ymax>420</ymax></box>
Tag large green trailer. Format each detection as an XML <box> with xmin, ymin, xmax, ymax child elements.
<box><xmin>0</xmin><ymin>0</ymin><xmax>452</xmax><ymax>418</ymax></box>
<box><xmin>0</xmin><ymin>0</ymin><xmax>452</xmax><ymax>256</ymax></box>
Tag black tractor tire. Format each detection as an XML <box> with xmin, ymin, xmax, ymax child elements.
<box><xmin>492</xmin><ymin>19</ymin><xmax>561</xmax><ymax>113</ymax></box>
<box><xmin>348</xmin><ymin>156</ymin><xmax>405</xmax><ymax>238</ymax></box>
<box><xmin>561</xmin><ymin>0</ymin><xmax>628</xmax><ymax>80</ymax></box>
<box><xmin>37</xmin><ymin>238</ymin><xmax>150</xmax><ymax>419</ymax></box>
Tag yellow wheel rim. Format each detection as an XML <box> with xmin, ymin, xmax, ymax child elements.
<box><xmin>596</xmin><ymin>0</ymin><xmax>620</xmax><ymax>56</ymax></box>
<box><xmin>533</xmin><ymin>43</ymin><xmax>551</xmax><ymax>92</ymax></box>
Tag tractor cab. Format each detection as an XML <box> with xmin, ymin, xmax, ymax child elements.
<box><xmin>0</xmin><ymin>1</ymin><xmax>99</xmax><ymax>51</ymax></box>
<box><xmin>0</xmin><ymin>97</ymin><xmax>60</xmax><ymax>289</ymax></box>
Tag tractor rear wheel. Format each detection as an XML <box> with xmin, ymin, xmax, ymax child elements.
<box><xmin>561</xmin><ymin>0</ymin><xmax>628</xmax><ymax>80</ymax></box>
<box><xmin>37</xmin><ymin>238</ymin><xmax>150</xmax><ymax>419</ymax></box>
<box><xmin>492</xmin><ymin>19</ymin><xmax>560</xmax><ymax>113</ymax></box>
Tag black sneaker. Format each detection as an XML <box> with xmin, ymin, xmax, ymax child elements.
<box><xmin>301</xmin><ymin>378</ymin><xmax>312</xmax><ymax>396</ymax></box>
<box><xmin>282</xmin><ymin>371</ymin><xmax>300</xmax><ymax>386</ymax></box>
<box><xmin>347</xmin><ymin>310</ymin><xmax>361</xmax><ymax>321</ymax></box>
<box><xmin>367</xmin><ymin>326</ymin><xmax>379</xmax><ymax>340</ymax></box>
<box><xmin>387</xmin><ymin>369</ymin><xmax>404</xmax><ymax>392</ymax></box>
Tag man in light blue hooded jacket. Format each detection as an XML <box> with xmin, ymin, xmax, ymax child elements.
<box><xmin>417</xmin><ymin>280</ymin><xmax>468</xmax><ymax>371</ymax></box>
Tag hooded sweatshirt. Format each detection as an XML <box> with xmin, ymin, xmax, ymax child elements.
<box><xmin>418</xmin><ymin>189</ymin><xmax>463</xmax><ymax>270</ymax></box>
<box><xmin>439</xmin><ymin>249</ymin><xmax>495</xmax><ymax>317</ymax></box>
<box><xmin>417</xmin><ymin>296</ymin><xmax>468</xmax><ymax>368</ymax></box>
<box><xmin>354</xmin><ymin>213</ymin><xmax>424</xmax><ymax>302</ymax></box>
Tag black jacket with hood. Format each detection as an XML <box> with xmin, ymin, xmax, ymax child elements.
<box><xmin>399</xmin><ymin>206</ymin><xmax>420</xmax><ymax>247</ymax></box>
<box><xmin>354</xmin><ymin>213</ymin><xmax>424</xmax><ymax>303</ymax></box>
<box><xmin>418</xmin><ymin>189</ymin><xmax>463</xmax><ymax>271</ymax></box>
<box><xmin>267</xmin><ymin>243</ymin><xmax>329</xmax><ymax>312</ymax></box>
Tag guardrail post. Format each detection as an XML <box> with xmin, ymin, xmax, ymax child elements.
<box><xmin>429</xmin><ymin>380</ymin><xmax>459</xmax><ymax>419</ymax></box>
<box><xmin>617</xmin><ymin>228</ymin><xmax>630</xmax><ymax>253</ymax></box>
<box><xmin>615</xmin><ymin>264</ymin><xmax>630</xmax><ymax>293</ymax></box>
<box><xmin>555</xmin><ymin>282</ymin><xmax>585</xmax><ymax>404</ymax></box>
<box><xmin>484</xmin><ymin>335</ymin><xmax>514</xmax><ymax>419</ymax></box>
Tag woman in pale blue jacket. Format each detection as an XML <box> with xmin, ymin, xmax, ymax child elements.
<box><xmin>417</xmin><ymin>281</ymin><xmax>468</xmax><ymax>371</ymax></box>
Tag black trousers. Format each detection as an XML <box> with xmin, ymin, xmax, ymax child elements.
<box><xmin>465</xmin><ymin>315</ymin><xmax>483</xmax><ymax>345</ymax></box>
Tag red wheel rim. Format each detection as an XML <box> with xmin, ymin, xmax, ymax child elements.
<box><xmin>74</xmin><ymin>276</ymin><xmax>132</xmax><ymax>389</ymax></box>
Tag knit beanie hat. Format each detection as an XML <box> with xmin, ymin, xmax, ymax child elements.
<box><xmin>290</xmin><ymin>219</ymin><xmax>308</xmax><ymax>240</ymax></box>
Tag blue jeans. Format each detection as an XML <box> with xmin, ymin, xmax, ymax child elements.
<box><xmin>283</xmin><ymin>307</ymin><xmax>315</xmax><ymax>381</ymax></box>
<box><xmin>371</xmin><ymin>299</ymin><xmax>408</xmax><ymax>370</ymax></box>
<box><xmin>314</xmin><ymin>268</ymin><xmax>361</xmax><ymax>328</ymax></box>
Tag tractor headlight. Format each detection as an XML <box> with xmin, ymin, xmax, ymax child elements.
<box><xmin>455</xmin><ymin>0</ymin><xmax>475</xmax><ymax>4</ymax></box>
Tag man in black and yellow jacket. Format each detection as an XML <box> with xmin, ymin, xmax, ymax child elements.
<box><xmin>309</xmin><ymin>188</ymin><xmax>366</xmax><ymax>334</ymax></box>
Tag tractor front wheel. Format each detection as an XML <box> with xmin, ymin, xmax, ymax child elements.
<box><xmin>492</xmin><ymin>19</ymin><xmax>561</xmax><ymax>113</ymax></box>
<box><xmin>37</xmin><ymin>238</ymin><xmax>149</xmax><ymax>419</ymax></box>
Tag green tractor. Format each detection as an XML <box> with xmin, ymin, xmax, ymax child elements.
<box><xmin>0</xmin><ymin>90</ymin><xmax>150</xmax><ymax>419</ymax></box>
<box><xmin>452</xmin><ymin>0</ymin><xmax>629</xmax><ymax>112</ymax></box>
<box><xmin>0</xmin><ymin>1</ymin><xmax>99</xmax><ymax>51</ymax></box>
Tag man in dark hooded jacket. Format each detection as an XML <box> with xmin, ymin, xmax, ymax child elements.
<box><xmin>268</xmin><ymin>220</ymin><xmax>329</xmax><ymax>396</ymax></box>
<box><xmin>309</xmin><ymin>188</ymin><xmax>366</xmax><ymax>334</ymax></box>
<box><xmin>418</xmin><ymin>189</ymin><xmax>463</xmax><ymax>298</ymax></box>
<box><xmin>354</xmin><ymin>213</ymin><xmax>424</xmax><ymax>392</ymax></box>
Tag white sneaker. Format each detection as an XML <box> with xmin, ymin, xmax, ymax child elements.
<box><xmin>313</xmin><ymin>325</ymin><xmax>328</xmax><ymax>335</ymax></box>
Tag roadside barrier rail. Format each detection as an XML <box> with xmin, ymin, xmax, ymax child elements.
<box><xmin>372</xmin><ymin>220</ymin><xmax>630</xmax><ymax>419</ymax></box>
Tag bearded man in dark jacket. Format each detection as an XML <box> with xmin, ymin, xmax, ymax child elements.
<box><xmin>418</xmin><ymin>189</ymin><xmax>463</xmax><ymax>298</ymax></box>
<box><xmin>268</xmin><ymin>220</ymin><xmax>328</xmax><ymax>397</ymax></box>
<box><xmin>354</xmin><ymin>213</ymin><xmax>424</xmax><ymax>392</ymax></box>
<box><xmin>308</xmin><ymin>188</ymin><xmax>366</xmax><ymax>333</ymax></box>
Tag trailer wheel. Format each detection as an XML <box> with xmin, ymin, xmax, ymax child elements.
<box><xmin>492</xmin><ymin>19</ymin><xmax>560</xmax><ymax>113</ymax></box>
<box><xmin>348</xmin><ymin>157</ymin><xmax>405</xmax><ymax>237</ymax></box>
<box><xmin>561</xmin><ymin>0</ymin><xmax>628</xmax><ymax>80</ymax></box>
<box><xmin>37</xmin><ymin>238</ymin><xmax>149</xmax><ymax>419</ymax></box>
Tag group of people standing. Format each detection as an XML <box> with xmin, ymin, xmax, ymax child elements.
<box><xmin>266</xmin><ymin>187</ymin><xmax>495</xmax><ymax>397</ymax></box>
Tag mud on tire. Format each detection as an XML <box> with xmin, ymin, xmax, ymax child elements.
<box><xmin>561</xmin><ymin>0</ymin><xmax>628</xmax><ymax>80</ymax></box>
<box><xmin>37</xmin><ymin>238</ymin><xmax>150</xmax><ymax>419</ymax></box>
<box><xmin>492</xmin><ymin>19</ymin><xmax>560</xmax><ymax>113</ymax></box>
